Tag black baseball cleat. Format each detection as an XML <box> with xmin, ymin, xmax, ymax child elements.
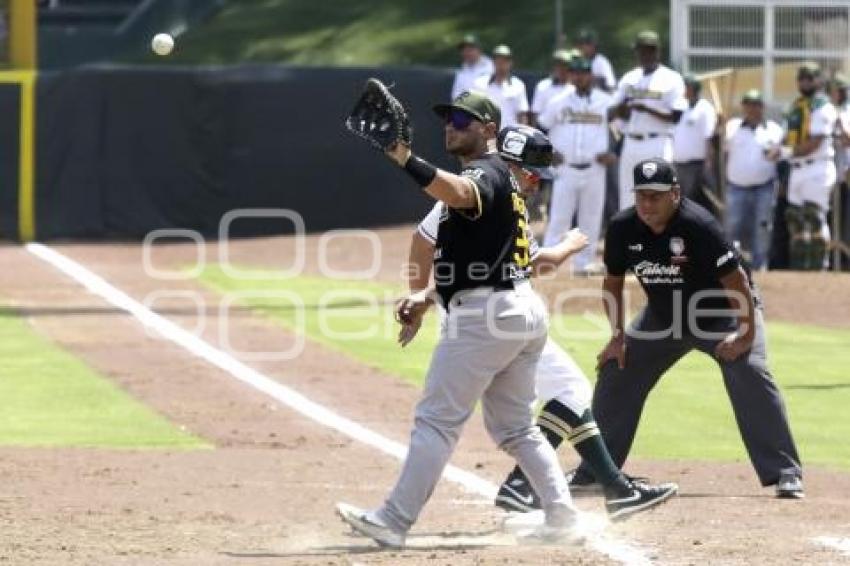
<box><xmin>566</xmin><ymin>468</ymin><xmax>651</xmax><ymax>494</ymax></box>
<box><xmin>775</xmin><ymin>472</ymin><xmax>804</xmax><ymax>499</ymax></box>
<box><xmin>605</xmin><ymin>481</ymin><xmax>679</xmax><ymax>521</ymax></box>
<box><xmin>495</xmin><ymin>473</ymin><xmax>541</xmax><ymax>513</ymax></box>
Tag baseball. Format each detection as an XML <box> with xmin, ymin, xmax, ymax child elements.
<box><xmin>151</xmin><ymin>33</ymin><xmax>174</xmax><ymax>56</ymax></box>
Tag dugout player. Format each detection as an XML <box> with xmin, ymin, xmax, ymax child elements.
<box><xmin>407</xmin><ymin>125</ymin><xmax>679</xmax><ymax>520</ymax></box>
<box><xmin>568</xmin><ymin>157</ymin><xmax>804</xmax><ymax>499</ymax></box>
<box><xmin>336</xmin><ymin>92</ymin><xmax>578</xmax><ymax>547</ymax></box>
<box><xmin>611</xmin><ymin>30</ymin><xmax>687</xmax><ymax>210</ymax></box>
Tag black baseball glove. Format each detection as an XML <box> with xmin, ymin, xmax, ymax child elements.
<box><xmin>345</xmin><ymin>78</ymin><xmax>412</xmax><ymax>152</ymax></box>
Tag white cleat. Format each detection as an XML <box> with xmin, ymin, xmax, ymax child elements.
<box><xmin>335</xmin><ymin>502</ymin><xmax>405</xmax><ymax>548</ymax></box>
<box><xmin>507</xmin><ymin>505</ymin><xmax>585</xmax><ymax>545</ymax></box>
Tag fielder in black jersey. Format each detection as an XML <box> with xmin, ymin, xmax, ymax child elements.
<box><xmin>569</xmin><ymin>158</ymin><xmax>803</xmax><ymax>499</ymax></box>
<box><xmin>336</xmin><ymin>92</ymin><xmax>579</xmax><ymax>547</ymax></box>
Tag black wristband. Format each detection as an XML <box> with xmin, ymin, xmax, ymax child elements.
<box><xmin>403</xmin><ymin>154</ymin><xmax>438</xmax><ymax>187</ymax></box>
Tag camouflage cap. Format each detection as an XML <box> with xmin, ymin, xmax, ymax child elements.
<box><xmin>577</xmin><ymin>28</ymin><xmax>598</xmax><ymax>44</ymax></box>
<box><xmin>634</xmin><ymin>30</ymin><xmax>660</xmax><ymax>48</ymax></box>
<box><xmin>457</xmin><ymin>33</ymin><xmax>481</xmax><ymax>48</ymax></box>
<box><xmin>492</xmin><ymin>44</ymin><xmax>512</xmax><ymax>58</ymax></box>
<box><xmin>741</xmin><ymin>89</ymin><xmax>763</xmax><ymax>104</ymax></box>
<box><xmin>798</xmin><ymin>61</ymin><xmax>821</xmax><ymax>79</ymax></box>
<box><xmin>433</xmin><ymin>90</ymin><xmax>501</xmax><ymax>127</ymax></box>
<box><xmin>569</xmin><ymin>57</ymin><xmax>593</xmax><ymax>73</ymax></box>
<box><xmin>552</xmin><ymin>49</ymin><xmax>573</xmax><ymax>64</ymax></box>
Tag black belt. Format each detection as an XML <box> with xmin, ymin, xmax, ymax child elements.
<box><xmin>568</xmin><ymin>163</ymin><xmax>592</xmax><ymax>170</ymax></box>
<box><xmin>627</xmin><ymin>133</ymin><xmax>669</xmax><ymax>141</ymax></box>
<box><xmin>791</xmin><ymin>158</ymin><xmax>817</xmax><ymax>168</ymax></box>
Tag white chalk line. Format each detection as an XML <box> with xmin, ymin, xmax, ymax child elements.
<box><xmin>814</xmin><ymin>536</ymin><xmax>850</xmax><ymax>557</ymax></box>
<box><xmin>25</xmin><ymin>242</ymin><xmax>652</xmax><ymax>565</ymax></box>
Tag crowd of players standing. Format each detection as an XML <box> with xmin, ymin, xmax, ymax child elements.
<box><xmin>450</xmin><ymin>29</ymin><xmax>850</xmax><ymax>272</ymax></box>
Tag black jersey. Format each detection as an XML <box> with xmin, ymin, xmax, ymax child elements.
<box><xmin>433</xmin><ymin>152</ymin><xmax>532</xmax><ymax>306</ymax></box>
<box><xmin>604</xmin><ymin>198</ymin><xmax>755</xmax><ymax>326</ymax></box>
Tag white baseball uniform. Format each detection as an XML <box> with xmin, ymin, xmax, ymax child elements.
<box><xmin>473</xmin><ymin>74</ymin><xmax>530</xmax><ymax>128</ymax></box>
<box><xmin>451</xmin><ymin>55</ymin><xmax>494</xmax><ymax>99</ymax></box>
<box><xmin>418</xmin><ymin>203</ymin><xmax>592</xmax><ymax>416</ymax></box>
<box><xmin>591</xmin><ymin>53</ymin><xmax>616</xmax><ymax>92</ymax></box>
<box><xmin>531</xmin><ymin>77</ymin><xmax>574</xmax><ymax>119</ymax></box>
<box><xmin>538</xmin><ymin>88</ymin><xmax>614</xmax><ymax>271</ymax></box>
<box><xmin>613</xmin><ymin>64</ymin><xmax>687</xmax><ymax>209</ymax></box>
<box><xmin>786</xmin><ymin>95</ymin><xmax>838</xmax><ymax>212</ymax></box>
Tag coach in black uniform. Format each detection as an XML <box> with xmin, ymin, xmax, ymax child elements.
<box><xmin>569</xmin><ymin>158</ymin><xmax>803</xmax><ymax>498</ymax></box>
<box><xmin>336</xmin><ymin>91</ymin><xmax>578</xmax><ymax>547</ymax></box>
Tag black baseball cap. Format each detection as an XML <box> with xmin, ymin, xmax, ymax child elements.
<box><xmin>633</xmin><ymin>158</ymin><xmax>678</xmax><ymax>191</ymax></box>
<box><xmin>433</xmin><ymin>90</ymin><xmax>501</xmax><ymax>126</ymax></box>
<box><xmin>497</xmin><ymin>125</ymin><xmax>554</xmax><ymax>180</ymax></box>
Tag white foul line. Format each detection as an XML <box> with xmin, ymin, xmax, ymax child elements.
<box><xmin>25</xmin><ymin>242</ymin><xmax>650</xmax><ymax>566</ymax></box>
<box><xmin>814</xmin><ymin>536</ymin><xmax>850</xmax><ymax>557</ymax></box>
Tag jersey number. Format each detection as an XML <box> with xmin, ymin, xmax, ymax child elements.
<box><xmin>512</xmin><ymin>193</ymin><xmax>530</xmax><ymax>268</ymax></box>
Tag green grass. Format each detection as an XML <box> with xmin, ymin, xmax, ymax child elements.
<box><xmin>0</xmin><ymin>308</ymin><xmax>208</xmax><ymax>449</ymax></box>
<box><xmin>198</xmin><ymin>267</ymin><xmax>850</xmax><ymax>471</ymax></box>
<box><xmin>153</xmin><ymin>0</ymin><xmax>668</xmax><ymax>75</ymax></box>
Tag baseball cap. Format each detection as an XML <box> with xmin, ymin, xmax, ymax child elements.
<box><xmin>741</xmin><ymin>88</ymin><xmax>763</xmax><ymax>104</ymax></box>
<box><xmin>569</xmin><ymin>57</ymin><xmax>593</xmax><ymax>73</ymax></box>
<box><xmin>832</xmin><ymin>72</ymin><xmax>849</xmax><ymax>89</ymax></box>
<box><xmin>577</xmin><ymin>28</ymin><xmax>598</xmax><ymax>44</ymax></box>
<box><xmin>552</xmin><ymin>49</ymin><xmax>573</xmax><ymax>64</ymax></box>
<box><xmin>633</xmin><ymin>158</ymin><xmax>678</xmax><ymax>191</ymax></box>
<box><xmin>492</xmin><ymin>44</ymin><xmax>512</xmax><ymax>58</ymax></box>
<box><xmin>798</xmin><ymin>61</ymin><xmax>821</xmax><ymax>79</ymax></box>
<box><xmin>634</xmin><ymin>30</ymin><xmax>660</xmax><ymax>49</ymax></box>
<box><xmin>433</xmin><ymin>90</ymin><xmax>501</xmax><ymax>126</ymax></box>
<box><xmin>497</xmin><ymin>125</ymin><xmax>554</xmax><ymax>180</ymax></box>
<box><xmin>683</xmin><ymin>73</ymin><xmax>702</xmax><ymax>90</ymax></box>
<box><xmin>457</xmin><ymin>34</ymin><xmax>481</xmax><ymax>48</ymax></box>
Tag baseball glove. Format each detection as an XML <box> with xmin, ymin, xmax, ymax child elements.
<box><xmin>345</xmin><ymin>78</ymin><xmax>412</xmax><ymax>152</ymax></box>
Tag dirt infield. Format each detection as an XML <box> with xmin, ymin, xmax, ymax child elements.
<box><xmin>1</xmin><ymin>228</ymin><xmax>849</xmax><ymax>565</ymax></box>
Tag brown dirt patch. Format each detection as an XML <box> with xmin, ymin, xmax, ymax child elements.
<box><xmin>0</xmin><ymin>229</ymin><xmax>848</xmax><ymax>565</ymax></box>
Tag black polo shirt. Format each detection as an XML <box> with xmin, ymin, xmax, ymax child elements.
<box><xmin>433</xmin><ymin>152</ymin><xmax>532</xmax><ymax>306</ymax></box>
<box><xmin>604</xmin><ymin>198</ymin><xmax>749</xmax><ymax>327</ymax></box>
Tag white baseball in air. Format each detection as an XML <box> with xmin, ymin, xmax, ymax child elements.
<box><xmin>151</xmin><ymin>33</ymin><xmax>175</xmax><ymax>56</ymax></box>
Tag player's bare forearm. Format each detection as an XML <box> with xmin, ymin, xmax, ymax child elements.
<box><xmin>407</xmin><ymin>232</ymin><xmax>434</xmax><ymax>292</ymax></box>
<box><xmin>719</xmin><ymin>267</ymin><xmax>756</xmax><ymax>342</ymax></box>
<box><xmin>531</xmin><ymin>229</ymin><xmax>589</xmax><ymax>277</ymax></box>
<box><xmin>602</xmin><ymin>275</ymin><xmax>626</xmax><ymax>336</ymax></box>
<box><xmin>791</xmin><ymin>135</ymin><xmax>825</xmax><ymax>158</ymax></box>
<box><xmin>423</xmin><ymin>171</ymin><xmax>478</xmax><ymax>210</ymax></box>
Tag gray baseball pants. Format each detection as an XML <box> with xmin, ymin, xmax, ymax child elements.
<box><xmin>577</xmin><ymin>307</ymin><xmax>802</xmax><ymax>486</ymax></box>
<box><xmin>377</xmin><ymin>282</ymin><xmax>573</xmax><ymax>533</ymax></box>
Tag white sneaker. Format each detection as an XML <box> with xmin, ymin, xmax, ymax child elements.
<box><xmin>512</xmin><ymin>505</ymin><xmax>585</xmax><ymax>545</ymax></box>
<box><xmin>335</xmin><ymin>502</ymin><xmax>405</xmax><ymax>548</ymax></box>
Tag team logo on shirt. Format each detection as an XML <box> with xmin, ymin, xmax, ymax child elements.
<box><xmin>669</xmin><ymin>237</ymin><xmax>688</xmax><ymax>265</ymax></box>
<box><xmin>642</xmin><ymin>161</ymin><xmax>658</xmax><ymax>178</ymax></box>
<box><xmin>501</xmin><ymin>131</ymin><xmax>527</xmax><ymax>157</ymax></box>
<box><xmin>669</xmin><ymin>237</ymin><xmax>685</xmax><ymax>256</ymax></box>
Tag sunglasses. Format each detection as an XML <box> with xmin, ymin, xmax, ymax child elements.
<box><xmin>444</xmin><ymin>109</ymin><xmax>477</xmax><ymax>130</ymax></box>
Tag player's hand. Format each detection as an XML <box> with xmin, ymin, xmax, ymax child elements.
<box><xmin>397</xmin><ymin>316</ymin><xmax>422</xmax><ymax>347</ymax></box>
<box><xmin>597</xmin><ymin>334</ymin><xmax>626</xmax><ymax>371</ymax></box>
<box><xmin>764</xmin><ymin>146</ymin><xmax>781</xmax><ymax>162</ymax></box>
<box><xmin>560</xmin><ymin>228</ymin><xmax>589</xmax><ymax>255</ymax></box>
<box><xmin>595</xmin><ymin>152</ymin><xmax>617</xmax><ymax>166</ymax></box>
<box><xmin>395</xmin><ymin>289</ymin><xmax>434</xmax><ymax>323</ymax></box>
<box><xmin>714</xmin><ymin>331</ymin><xmax>753</xmax><ymax>362</ymax></box>
<box><xmin>551</xmin><ymin>151</ymin><xmax>565</xmax><ymax>166</ymax></box>
<box><xmin>386</xmin><ymin>142</ymin><xmax>412</xmax><ymax>167</ymax></box>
